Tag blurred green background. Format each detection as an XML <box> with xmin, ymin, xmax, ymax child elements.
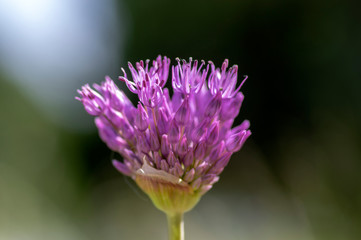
<box><xmin>0</xmin><ymin>0</ymin><xmax>360</xmax><ymax>239</ymax></box>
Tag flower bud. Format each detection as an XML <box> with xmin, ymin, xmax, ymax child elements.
<box><xmin>208</xmin><ymin>142</ymin><xmax>224</xmax><ymax>164</ymax></box>
<box><xmin>157</xmin><ymin>108</ymin><xmax>169</xmax><ymax>135</ymax></box>
<box><xmin>183</xmin><ymin>151</ymin><xmax>194</xmax><ymax>168</ymax></box>
<box><xmin>172</xmin><ymin>162</ymin><xmax>184</xmax><ymax>178</ymax></box>
<box><xmin>177</xmin><ymin>136</ymin><xmax>188</xmax><ymax>158</ymax></box>
<box><xmin>183</xmin><ymin>168</ymin><xmax>195</xmax><ymax>182</ymax></box>
<box><xmin>160</xmin><ymin>159</ymin><xmax>169</xmax><ymax>172</ymax></box>
<box><xmin>120</xmin><ymin>118</ymin><xmax>134</xmax><ymax>139</ymax></box>
<box><xmin>204</xmin><ymin>92</ymin><xmax>222</xmax><ymax>118</ymax></box>
<box><xmin>220</xmin><ymin>92</ymin><xmax>244</xmax><ymax>121</ymax></box>
<box><xmin>76</xmin><ymin>84</ymin><xmax>105</xmax><ymax>116</ymax></box>
<box><xmin>103</xmin><ymin>108</ymin><xmax>122</xmax><ymax>127</ymax></box>
<box><xmin>95</xmin><ymin>117</ymin><xmax>126</xmax><ymax>152</ymax></box>
<box><xmin>122</xmin><ymin>149</ymin><xmax>142</xmax><ymax>168</ymax></box>
<box><xmin>161</xmin><ymin>134</ymin><xmax>170</xmax><ymax>157</ymax></box>
<box><xmin>167</xmin><ymin>151</ymin><xmax>177</xmax><ymax>167</ymax></box>
<box><xmin>137</xmin><ymin>132</ymin><xmax>151</xmax><ymax>153</ymax></box>
<box><xmin>218</xmin><ymin>119</ymin><xmax>233</xmax><ymax>140</ymax></box>
<box><xmin>238</xmin><ymin>119</ymin><xmax>251</xmax><ymax>131</ymax></box>
<box><xmin>112</xmin><ymin>159</ymin><xmax>132</xmax><ymax>177</ymax></box>
<box><xmin>209</xmin><ymin>152</ymin><xmax>232</xmax><ymax>175</ymax></box>
<box><xmin>174</xmin><ymin>96</ymin><xmax>190</xmax><ymax>126</ymax></box>
<box><xmin>168</xmin><ymin>120</ymin><xmax>180</xmax><ymax>144</ymax></box>
<box><xmin>194</xmin><ymin>140</ymin><xmax>206</xmax><ymax>160</ymax></box>
<box><xmin>149</xmin><ymin>130</ymin><xmax>160</xmax><ymax>151</ymax></box>
<box><xmin>153</xmin><ymin>151</ymin><xmax>162</xmax><ymax>169</ymax></box>
<box><xmin>201</xmin><ymin>174</ymin><xmax>219</xmax><ymax>185</ymax></box>
<box><xmin>206</xmin><ymin>121</ymin><xmax>219</xmax><ymax>145</ymax></box>
<box><xmin>195</xmin><ymin>162</ymin><xmax>208</xmax><ymax>177</ymax></box>
<box><xmin>199</xmin><ymin>185</ymin><xmax>213</xmax><ymax>195</ymax></box>
<box><xmin>191</xmin><ymin>178</ymin><xmax>202</xmax><ymax>189</ymax></box>
<box><xmin>135</xmin><ymin>103</ymin><xmax>149</xmax><ymax>131</ymax></box>
<box><xmin>226</xmin><ymin>129</ymin><xmax>251</xmax><ymax>152</ymax></box>
<box><xmin>191</xmin><ymin>119</ymin><xmax>209</xmax><ymax>142</ymax></box>
<box><xmin>102</xmin><ymin>76</ymin><xmax>126</xmax><ymax>112</ymax></box>
<box><xmin>80</xmin><ymin>98</ymin><xmax>103</xmax><ymax>116</ymax></box>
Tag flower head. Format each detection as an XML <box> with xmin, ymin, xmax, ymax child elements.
<box><xmin>76</xmin><ymin>55</ymin><xmax>251</xmax><ymax>213</ymax></box>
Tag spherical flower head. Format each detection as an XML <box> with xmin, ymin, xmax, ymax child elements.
<box><xmin>76</xmin><ymin>55</ymin><xmax>251</xmax><ymax>214</ymax></box>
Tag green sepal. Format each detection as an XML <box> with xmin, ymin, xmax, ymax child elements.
<box><xmin>135</xmin><ymin>162</ymin><xmax>201</xmax><ymax>215</ymax></box>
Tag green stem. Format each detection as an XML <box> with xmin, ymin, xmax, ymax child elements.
<box><xmin>167</xmin><ymin>212</ymin><xmax>184</xmax><ymax>240</ymax></box>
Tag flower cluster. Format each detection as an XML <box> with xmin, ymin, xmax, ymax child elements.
<box><xmin>76</xmin><ymin>55</ymin><xmax>251</xmax><ymax>196</ymax></box>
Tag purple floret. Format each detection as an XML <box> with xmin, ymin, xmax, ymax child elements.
<box><xmin>76</xmin><ymin>55</ymin><xmax>251</xmax><ymax>194</ymax></box>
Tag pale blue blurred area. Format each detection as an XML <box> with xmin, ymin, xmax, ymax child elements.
<box><xmin>0</xmin><ymin>0</ymin><xmax>128</xmax><ymax>130</ymax></box>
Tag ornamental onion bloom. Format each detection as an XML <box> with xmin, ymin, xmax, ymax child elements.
<box><xmin>76</xmin><ymin>55</ymin><xmax>251</xmax><ymax>240</ymax></box>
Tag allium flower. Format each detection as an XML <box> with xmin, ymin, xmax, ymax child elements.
<box><xmin>76</xmin><ymin>55</ymin><xmax>251</xmax><ymax>240</ymax></box>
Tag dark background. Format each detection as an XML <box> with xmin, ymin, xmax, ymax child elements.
<box><xmin>1</xmin><ymin>0</ymin><xmax>360</xmax><ymax>239</ymax></box>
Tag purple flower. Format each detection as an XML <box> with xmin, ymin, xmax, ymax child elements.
<box><xmin>76</xmin><ymin>55</ymin><xmax>251</xmax><ymax>198</ymax></box>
